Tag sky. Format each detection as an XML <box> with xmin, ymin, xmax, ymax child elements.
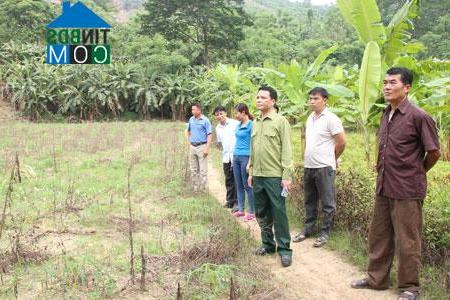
<box><xmin>294</xmin><ymin>0</ymin><xmax>337</xmax><ymax>5</ymax></box>
<box><xmin>311</xmin><ymin>0</ymin><xmax>336</xmax><ymax>4</ymax></box>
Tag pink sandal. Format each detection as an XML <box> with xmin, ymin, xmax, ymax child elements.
<box><xmin>233</xmin><ymin>211</ymin><xmax>245</xmax><ymax>217</ymax></box>
<box><xmin>244</xmin><ymin>214</ymin><xmax>255</xmax><ymax>221</ymax></box>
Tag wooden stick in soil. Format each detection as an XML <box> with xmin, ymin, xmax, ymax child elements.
<box><xmin>127</xmin><ymin>164</ymin><xmax>135</xmax><ymax>285</ymax></box>
<box><xmin>229</xmin><ymin>277</ymin><xmax>236</xmax><ymax>300</ymax></box>
<box><xmin>15</xmin><ymin>153</ymin><xmax>21</xmax><ymax>183</ymax></box>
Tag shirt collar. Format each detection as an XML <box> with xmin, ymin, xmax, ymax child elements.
<box><xmin>385</xmin><ymin>98</ymin><xmax>410</xmax><ymax>115</ymax></box>
<box><xmin>396</xmin><ymin>98</ymin><xmax>410</xmax><ymax>114</ymax></box>
<box><xmin>218</xmin><ymin>118</ymin><xmax>230</xmax><ymax>127</ymax></box>
<box><xmin>194</xmin><ymin>114</ymin><xmax>205</xmax><ymax>120</ymax></box>
<box><xmin>318</xmin><ymin>107</ymin><xmax>328</xmax><ymax>116</ymax></box>
<box><xmin>257</xmin><ymin>110</ymin><xmax>277</xmax><ymax>121</ymax></box>
<box><xmin>239</xmin><ymin>120</ymin><xmax>251</xmax><ymax>128</ymax></box>
<box><xmin>310</xmin><ymin>107</ymin><xmax>328</xmax><ymax>120</ymax></box>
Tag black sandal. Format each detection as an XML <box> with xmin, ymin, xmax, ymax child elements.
<box><xmin>398</xmin><ymin>291</ymin><xmax>419</xmax><ymax>300</ymax></box>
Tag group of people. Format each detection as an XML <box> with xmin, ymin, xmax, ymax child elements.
<box><xmin>185</xmin><ymin>67</ymin><xmax>441</xmax><ymax>300</ymax></box>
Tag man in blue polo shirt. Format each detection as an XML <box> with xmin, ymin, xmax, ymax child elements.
<box><xmin>187</xmin><ymin>102</ymin><xmax>212</xmax><ymax>193</ymax></box>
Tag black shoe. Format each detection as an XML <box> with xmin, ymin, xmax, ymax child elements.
<box><xmin>350</xmin><ymin>278</ymin><xmax>371</xmax><ymax>289</ymax></box>
<box><xmin>255</xmin><ymin>247</ymin><xmax>275</xmax><ymax>256</ymax></box>
<box><xmin>280</xmin><ymin>255</ymin><xmax>292</xmax><ymax>267</ymax></box>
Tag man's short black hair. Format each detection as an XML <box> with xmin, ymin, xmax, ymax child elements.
<box><xmin>386</xmin><ymin>67</ymin><xmax>413</xmax><ymax>85</ymax></box>
<box><xmin>213</xmin><ymin>106</ymin><xmax>226</xmax><ymax>115</ymax></box>
<box><xmin>192</xmin><ymin>101</ymin><xmax>202</xmax><ymax>110</ymax></box>
<box><xmin>258</xmin><ymin>85</ymin><xmax>278</xmax><ymax>101</ymax></box>
<box><xmin>308</xmin><ymin>87</ymin><xmax>329</xmax><ymax>99</ymax></box>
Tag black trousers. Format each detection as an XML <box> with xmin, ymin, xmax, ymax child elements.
<box><xmin>223</xmin><ymin>162</ymin><xmax>237</xmax><ymax>207</ymax></box>
<box><xmin>303</xmin><ymin>167</ymin><xmax>336</xmax><ymax>236</ymax></box>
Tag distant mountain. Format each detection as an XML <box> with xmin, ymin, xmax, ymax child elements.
<box><xmin>111</xmin><ymin>0</ymin><xmax>330</xmax><ymax>13</ymax></box>
<box><xmin>246</xmin><ymin>0</ymin><xmax>302</xmax><ymax>11</ymax></box>
<box><xmin>118</xmin><ymin>0</ymin><xmax>145</xmax><ymax>11</ymax></box>
<box><xmin>110</xmin><ymin>0</ymin><xmax>144</xmax><ymax>23</ymax></box>
<box><xmin>110</xmin><ymin>0</ymin><xmax>330</xmax><ymax>22</ymax></box>
<box><xmin>245</xmin><ymin>0</ymin><xmax>332</xmax><ymax>12</ymax></box>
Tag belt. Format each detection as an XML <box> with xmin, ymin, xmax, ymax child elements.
<box><xmin>191</xmin><ymin>142</ymin><xmax>207</xmax><ymax>147</ymax></box>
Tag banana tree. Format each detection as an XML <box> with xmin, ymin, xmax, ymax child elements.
<box><xmin>337</xmin><ymin>0</ymin><xmax>421</xmax><ymax>166</ymax></box>
<box><xmin>337</xmin><ymin>0</ymin><xmax>421</xmax><ymax>65</ymax></box>
<box><xmin>208</xmin><ymin>64</ymin><xmax>256</xmax><ymax>111</ymax></box>
<box><xmin>411</xmin><ymin>75</ymin><xmax>450</xmax><ymax>161</ymax></box>
<box><xmin>247</xmin><ymin>45</ymin><xmax>355</xmax><ymax>158</ymax></box>
<box><xmin>358</xmin><ymin>41</ymin><xmax>382</xmax><ymax>164</ymax></box>
<box><xmin>159</xmin><ymin>68</ymin><xmax>201</xmax><ymax>121</ymax></box>
<box><xmin>247</xmin><ymin>45</ymin><xmax>354</xmax><ymax>121</ymax></box>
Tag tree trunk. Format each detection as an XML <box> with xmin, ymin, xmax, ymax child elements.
<box><xmin>202</xmin><ymin>21</ymin><xmax>210</xmax><ymax>66</ymax></box>
<box><xmin>446</xmin><ymin>137</ymin><xmax>450</xmax><ymax>161</ymax></box>
<box><xmin>362</xmin><ymin>125</ymin><xmax>372</xmax><ymax>169</ymax></box>
<box><xmin>171</xmin><ymin>102</ymin><xmax>176</xmax><ymax>121</ymax></box>
<box><xmin>300</xmin><ymin>126</ymin><xmax>306</xmax><ymax>160</ymax></box>
<box><xmin>178</xmin><ymin>103</ymin><xmax>185</xmax><ymax>121</ymax></box>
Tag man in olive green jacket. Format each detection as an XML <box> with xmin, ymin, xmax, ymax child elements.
<box><xmin>248</xmin><ymin>85</ymin><xmax>294</xmax><ymax>267</ymax></box>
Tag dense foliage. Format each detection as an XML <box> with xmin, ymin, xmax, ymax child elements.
<box><xmin>0</xmin><ymin>0</ymin><xmax>448</xmax><ymax>154</ymax></box>
<box><xmin>139</xmin><ymin>0</ymin><xmax>251</xmax><ymax>66</ymax></box>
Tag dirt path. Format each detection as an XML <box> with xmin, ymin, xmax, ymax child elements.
<box><xmin>208</xmin><ymin>162</ymin><xmax>397</xmax><ymax>300</ymax></box>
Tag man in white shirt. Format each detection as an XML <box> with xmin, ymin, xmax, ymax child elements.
<box><xmin>293</xmin><ymin>87</ymin><xmax>346</xmax><ymax>247</ymax></box>
<box><xmin>214</xmin><ymin>106</ymin><xmax>240</xmax><ymax>211</ymax></box>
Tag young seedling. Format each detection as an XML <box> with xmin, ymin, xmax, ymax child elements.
<box><xmin>127</xmin><ymin>161</ymin><xmax>135</xmax><ymax>285</ymax></box>
<box><xmin>14</xmin><ymin>153</ymin><xmax>21</xmax><ymax>183</ymax></box>
<box><xmin>176</xmin><ymin>282</ymin><xmax>182</xmax><ymax>300</ymax></box>
<box><xmin>140</xmin><ymin>244</ymin><xmax>146</xmax><ymax>291</ymax></box>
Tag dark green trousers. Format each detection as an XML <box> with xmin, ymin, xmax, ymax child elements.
<box><xmin>253</xmin><ymin>176</ymin><xmax>292</xmax><ymax>256</ymax></box>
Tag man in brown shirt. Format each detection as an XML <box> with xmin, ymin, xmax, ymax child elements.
<box><xmin>351</xmin><ymin>68</ymin><xmax>441</xmax><ymax>300</ymax></box>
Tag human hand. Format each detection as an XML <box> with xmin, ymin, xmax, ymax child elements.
<box><xmin>281</xmin><ymin>180</ymin><xmax>292</xmax><ymax>192</ymax></box>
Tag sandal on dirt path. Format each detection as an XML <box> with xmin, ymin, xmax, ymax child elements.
<box><xmin>292</xmin><ymin>232</ymin><xmax>308</xmax><ymax>243</ymax></box>
<box><xmin>350</xmin><ymin>278</ymin><xmax>371</xmax><ymax>289</ymax></box>
<box><xmin>398</xmin><ymin>291</ymin><xmax>419</xmax><ymax>300</ymax></box>
<box><xmin>313</xmin><ymin>235</ymin><xmax>328</xmax><ymax>247</ymax></box>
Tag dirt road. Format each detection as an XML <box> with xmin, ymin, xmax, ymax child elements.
<box><xmin>208</xmin><ymin>162</ymin><xmax>397</xmax><ymax>300</ymax></box>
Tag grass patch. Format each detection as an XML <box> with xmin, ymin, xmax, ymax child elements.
<box><xmin>0</xmin><ymin>122</ymin><xmax>274</xmax><ymax>299</ymax></box>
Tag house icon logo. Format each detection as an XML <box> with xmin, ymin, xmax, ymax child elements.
<box><xmin>46</xmin><ymin>0</ymin><xmax>112</xmax><ymax>64</ymax></box>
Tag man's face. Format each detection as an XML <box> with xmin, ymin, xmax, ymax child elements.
<box><xmin>192</xmin><ymin>106</ymin><xmax>201</xmax><ymax>117</ymax></box>
<box><xmin>383</xmin><ymin>74</ymin><xmax>411</xmax><ymax>103</ymax></box>
<box><xmin>308</xmin><ymin>93</ymin><xmax>326</xmax><ymax>113</ymax></box>
<box><xmin>214</xmin><ymin>111</ymin><xmax>227</xmax><ymax>124</ymax></box>
<box><xmin>256</xmin><ymin>90</ymin><xmax>274</xmax><ymax>111</ymax></box>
